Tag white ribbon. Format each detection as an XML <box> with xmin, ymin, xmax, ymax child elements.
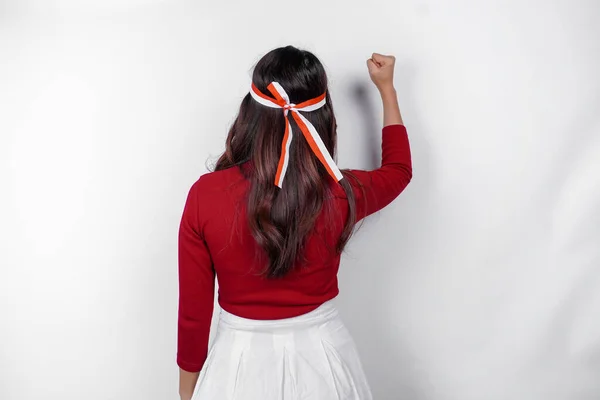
<box><xmin>250</xmin><ymin>82</ymin><xmax>343</xmax><ymax>187</ymax></box>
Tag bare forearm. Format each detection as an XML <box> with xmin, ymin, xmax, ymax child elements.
<box><xmin>379</xmin><ymin>87</ymin><xmax>403</xmax><ymax>127</ymax></box>
<box><xmin>179</xmin><ymin>368</ymin><xmax>200</xmax><ymax>400</ymax></box>
<box><xmin>367</xmin><ymin>53</ymin><xmax>403</xmax><ymax>127</ymax></box>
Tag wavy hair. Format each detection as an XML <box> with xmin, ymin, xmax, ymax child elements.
<box><xmin>215</xmin><ymin>46</ymin><xmax>358</xmax><ymax>278</ymax></box>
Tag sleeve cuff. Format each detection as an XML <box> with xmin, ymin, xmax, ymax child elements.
<box><xmin>382</xmin><ymin>123</ymin><xmax>407</xmax><ymax>134</ymax></box>
<box><xmin>177</xmin><ymin>357</ymin><xmax>205</xmax><ymax>373</ymax></box>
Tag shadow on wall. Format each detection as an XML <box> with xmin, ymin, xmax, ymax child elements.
<box><xmin>337</xmin><ymin>62</ymin><xmax>437</xmax><ymax>400</ymax></box>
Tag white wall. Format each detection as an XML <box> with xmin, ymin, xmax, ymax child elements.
<box><xmin>1</xmin><ymin>0</ymin><xmax>599</xmax><ymax>399</ymax></box>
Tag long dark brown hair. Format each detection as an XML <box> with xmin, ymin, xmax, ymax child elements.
<box><xmin>215</xmin><ymin>46</ymin><xmax>358</xmax><ymax>278</ymax></box>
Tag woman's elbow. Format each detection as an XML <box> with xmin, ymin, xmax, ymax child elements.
<box><xmin>398</xmin><ymin>163</ymin><xmax>412</xmax><ymax>186</ymax></box>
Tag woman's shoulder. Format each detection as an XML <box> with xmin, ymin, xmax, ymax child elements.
<box><xmin>189</xmin><ymin>164</ymin><xmax>247</xmax><ymax>195</ymax></box>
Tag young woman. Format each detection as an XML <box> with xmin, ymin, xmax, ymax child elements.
<box><xmin>177</xmin><ymin>46</ymin><xmax>412</xmax><ymax>400</ymax></box>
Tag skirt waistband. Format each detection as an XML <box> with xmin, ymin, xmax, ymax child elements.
<box><xmin>218</xmin><ymin>299</ymin><xmax>339</xmax><ymax>332</ymax></box>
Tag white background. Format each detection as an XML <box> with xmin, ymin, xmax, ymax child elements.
<box><xmin>1</xmin><ymin>0</ymin><xmax>599</xmax><ymax>399</ymax></box>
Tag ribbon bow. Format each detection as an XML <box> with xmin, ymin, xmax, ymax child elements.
<box><xmin>250</xmin><ymin>82</ymin><xmax>343</xmax><ymax>188</ymax></box>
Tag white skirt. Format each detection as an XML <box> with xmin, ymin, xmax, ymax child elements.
<box><xmin>192</xmin><ymin>299</ymin><xmax>373</xmax><ymax>400</ymax></box>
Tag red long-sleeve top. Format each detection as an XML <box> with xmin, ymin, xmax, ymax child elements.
<box><xmin>177</xmin><ymin>124</ymin><xmax>412</xmax><ymax>372</ymax></box>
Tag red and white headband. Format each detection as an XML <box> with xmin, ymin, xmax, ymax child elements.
<box><xmin>250</xmin><ymin>82</ymin><xmax>344</xmax><ymax>188</ymax></box>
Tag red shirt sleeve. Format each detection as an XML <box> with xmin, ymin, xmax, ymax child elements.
<box><xmin>177</xmin><ymin>179</ymin><xmax>215</xmax><ymax>372</ymax></box>
<box><xmin>346</xmin><ymin>124</ymin><xmax>412</xmax><ymax>221</ymax></box>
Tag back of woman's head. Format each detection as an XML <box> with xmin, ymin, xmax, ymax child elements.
<box><xmin>216</xmin><ymin>46</ymin><xmax>357</xmax><ymax>278</ymax></box>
